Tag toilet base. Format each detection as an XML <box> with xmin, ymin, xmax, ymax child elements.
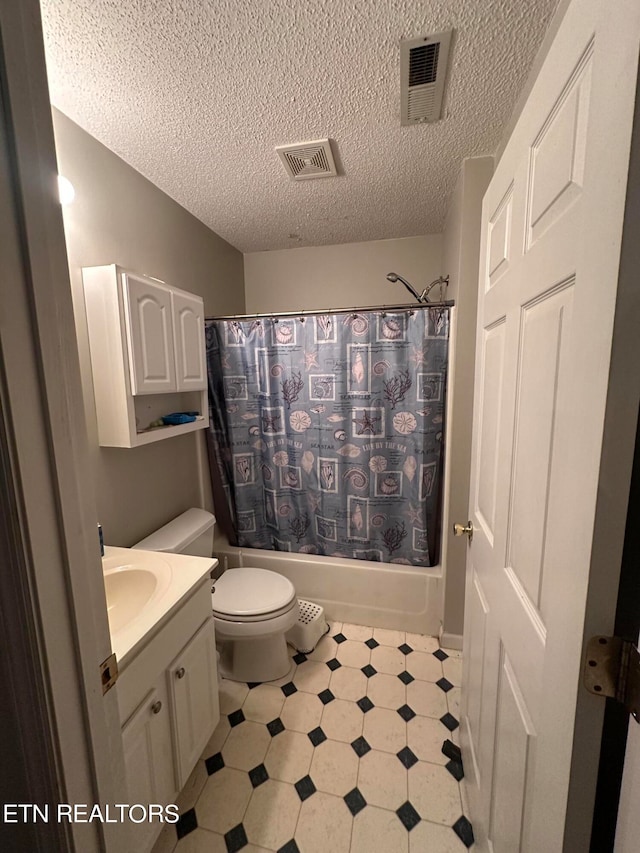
<box><xmin>219</xmin><ymin>633</ymin><xmax>291</xmax><ymax>683</ymax></box>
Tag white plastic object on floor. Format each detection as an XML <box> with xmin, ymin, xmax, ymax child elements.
<box><xmin>285</xmin><ymin>599</ymin><xmax>329</xmax><ymax>654</ymax></box>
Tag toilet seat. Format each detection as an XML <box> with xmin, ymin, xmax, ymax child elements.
<box><xmin>211</xmin><ymin>567</ymin><xmax>296</xmax><ymax>622</ymax></box>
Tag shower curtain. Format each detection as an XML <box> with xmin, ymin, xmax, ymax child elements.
<box><xmin>205</xmin><ymin>308</ymin><xmax>449</xmax><ymax>566</ymax></box>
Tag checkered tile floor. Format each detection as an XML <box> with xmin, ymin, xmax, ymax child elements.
<box><xmin>153</xmin><ymin>623</ymin><xmax>473</xmax><ymax>853</ymax></box>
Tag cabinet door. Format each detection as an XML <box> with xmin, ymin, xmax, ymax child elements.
<box><xmin>123</xmin><ymin>272</ymin><xmax>177</xmax><ymax>395</ymax></box>
<box><xmin>121</xmin><ymin>684</ymin><xmax>176</xmax><ymax>851</ymax></box>
<box><xmin>171</xmin><ymin>290</ymin><xmax>207</xmax><ymax>391</ymax></box>
<box><xmin>168</xmin><ymin>618</ymin><xmax>219</xmax><ymax>786</ymax></box>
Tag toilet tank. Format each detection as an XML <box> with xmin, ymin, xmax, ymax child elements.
<box><xmin>133</xmin><ymin>508</ymin><xmax>215</xmax><ymax>557</ymax></box>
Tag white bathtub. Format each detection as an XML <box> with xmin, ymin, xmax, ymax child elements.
<box><xmin>213</xmin><ymin>534</ymin><xmax>442</xmax><ymax>635</ymax></box>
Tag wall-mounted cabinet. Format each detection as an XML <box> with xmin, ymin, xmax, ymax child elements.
<box><xmin>82</xmin><ymin>265</ymin><xmax>209</xmax><ymax>447</ymax></box>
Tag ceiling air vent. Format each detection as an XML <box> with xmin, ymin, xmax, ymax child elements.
<box><xmin>275</xmin><ymin>139</ymin><xmax>338</xmax><ymax>180</ymax></box>
<box><xmin>400</xmin><ymin>31</ymin><xmax>452</xmax><ymax>126</ymax></box>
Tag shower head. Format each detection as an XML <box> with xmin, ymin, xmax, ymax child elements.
<box><xmin>386</xmin><ymin>272</ymin><xmax>423</xmax><ymax>303</ymax></box>
<box><xmin>386</xmin><ymin>271</ymin><xmax>450</xmax><ymax>304</ymax></box>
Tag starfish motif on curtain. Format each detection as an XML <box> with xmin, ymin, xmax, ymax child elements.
<box><xmin>307</xmin><ymin>493</ymin><xmax>321</xmax><ymax>512</ymax></box>
<box><xmin>261</xmin><ymin>413</ymin><xmax>282</xmax><ymax>433</ymax></box>
<box><xmin>304</xmin><ymin>351</ymin><xmax>319</xmax><ymax>370</ymax></box>
<box><xmin>404</xmin><ymin>503</ymin><xmax>423</xmax><ymax>524</ymax></box>
<box><xmin>352</xmin><ymin>410</ymin><xmax>381</xmax><ymax>435</ymax></box>
<box><xmin>409</xmin><ymin>346</ymin><xmax>427</xmax><ymax>366</ymax></box>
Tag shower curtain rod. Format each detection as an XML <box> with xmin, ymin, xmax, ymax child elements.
<box><xmin>207</xmin><ymin>300</ymin><xmax>454</xmax><ymax>322</ymax></box>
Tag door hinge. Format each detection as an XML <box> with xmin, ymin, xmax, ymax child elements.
<box><xmin>100</xmin><ymin>652</ymin><xmax>119</xmax><ymax>695</ymax></box>
<box><xmin>584</xmin><ymin>636</ymin><xmax>640</xmax><ymax>723</ymax></box>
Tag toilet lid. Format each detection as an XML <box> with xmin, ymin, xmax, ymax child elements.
<box><xmin>211</xmin><ymin>567</ymin><xmax>296</xmax><ymax>618</ymax></box>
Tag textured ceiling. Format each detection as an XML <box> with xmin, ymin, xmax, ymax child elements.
<box><xmin>40</xmin><ymin>0</ymin><xmax>558</xmax><ymax>253</ymax></box>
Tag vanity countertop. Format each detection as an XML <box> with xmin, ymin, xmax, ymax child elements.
<box><xmin>103</xmin><ymin>545</ymin><xmax>216</xmax><ymax>667</ymax></box>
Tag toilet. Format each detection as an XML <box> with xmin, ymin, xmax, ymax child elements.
<box><xmin>133</xmin><ymin>508</ymin><xmax>299</xmax><ymax>683</ymax></box>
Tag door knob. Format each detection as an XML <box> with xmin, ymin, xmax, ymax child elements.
<box><xmin>151</xmin><ymin>700</ymin><xmax>162</xmax><ymax>714</ymax></box>
<box><xmin>453</xmin><ymin>521</ymin><xmax>473</xmax><ymax>541</ymax></box>
<box><xmin>176</xmin><ymin>667</ymin><xmax>186</xmax><ymax>679</ymax></box>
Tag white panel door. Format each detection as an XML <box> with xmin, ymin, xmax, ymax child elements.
<box><xmin>168</xmin><ymin>618</ymin><xmax>219</xmax><ymax>786</ymax></box>
<box><xmin>123</xmin><ymin>272</ymin><xmax>177</xmax><ymax>395</ymax></box>
<box><xmin>172</xmin><ymin>289</ymin><xmax>207</xmax><ymax>391</ymax></box>
<box><xmin>461</xmin><ymin>1</ymin><xmax>640</xmax><ymax>850</ymax></box>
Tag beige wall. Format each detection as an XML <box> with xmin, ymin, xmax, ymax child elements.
<box><xmin>440</xmin><ymin>156</ymin><xmax>493</xmax><ymax>641</ymax></box>
<box><xmin>244</xmin><ymin>235</ymin><xmax>442</xmax><ymax>313</ymax></box>
<box><xmin>53</xmin><ymin>109</ymin><xmax>245</xmax><ymax>546</ymax></box>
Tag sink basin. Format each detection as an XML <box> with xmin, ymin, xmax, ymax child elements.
<box><xmin>102</xmin><ymin>550</ymin><xmax>173</xmax><ymax>640</ymax></box>
<box><xmin>104</xmin><ymin>568</ymin><xmax>158</xmax><ymax>634</ymax></box>
<box><xmin>102</xmin><ymin>546</ymin><xmax>216</xmax><ymax>666</ymax></box>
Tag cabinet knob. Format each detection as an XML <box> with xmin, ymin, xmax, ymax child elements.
<box><xmin>151</xmin><ymin>700</ymin><xmax>162</xmax><ymax>714</ymax></box>
<box><xmin>176</xmin><ymin>667</ymin><xmax>186</xmax><ymax>679</ymax></box>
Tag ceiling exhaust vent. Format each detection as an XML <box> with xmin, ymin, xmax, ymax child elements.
<box><xmin>401</xmin><ymin>31</ymin><xmax>452</xmax><ymax>126</ymax></box>
<box><xmin>276</xmin><ymin>139</ymin><xmax>338</xmax><ymax>180</ymax></box>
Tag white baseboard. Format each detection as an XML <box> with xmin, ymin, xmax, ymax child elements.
<box><xmin>439</xmin><ymin>629</ymin><xmax>463</xmax><ymax>651</ymax></box>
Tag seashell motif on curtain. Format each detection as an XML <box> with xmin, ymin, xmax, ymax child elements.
<box><xmin>393</xmin><ymin>412</ymin><xmax>417</xmax><ymax>435</ymax></box>
<box><xmin>369</xmin><ymin>455</ymin><xmax>387</xmax><ymax>473</ymax></box>
<box><xmin>344</xmin><ymin>313</ymin><xmax>369</xmax><ymax>336</ymax></box>
<box><xmin>352</xmin><ymin>352</ymin><xmax>365</xmax><ymax>385</ymax></box>
<box><xmin>282</xmin><ymin>470</ymin><xmax>300</xmax><ymax>488</ymax></box>
<box><xmin>275</xmin><ymin>323</ymin><xmax>294</xmax><ymax>344</ymax></box>
<box><xmin>379</xmin><ymin>474</ymin><xmax>401</xmax><ymax>495</ymax></box>
<box><xmin>290</xmin><ymin>410</ymin><xmax>312</xmax><ymax>432</ymax></box>
<box><xmin>337</xmin><ymin>444</ymin><xmax>361</xmax><ymax>458</ymax></box>
<box><xmin>343</xmin><ymin>468</ymin><xmax>368</xmax><ymax>489</ymax></box>
<box><xmin>403</xmin><ymin>455</ymin><xmax>417</xmax><ymax>482</ymax></box>
<box><xmin>380</xmin><ymin>317</ymin><xmax>403</xmax><ymax>339</ymax></box>
<box><xmin>301</xmin><ymin>450</ymin><xmax>315</xmax><ymax>474</ymax></box>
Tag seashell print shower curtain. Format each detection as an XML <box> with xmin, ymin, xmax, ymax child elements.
<box><xmin>205</xmin><ymin>308</ymin><xmax>449</xmax><ymax>566</ymax></box>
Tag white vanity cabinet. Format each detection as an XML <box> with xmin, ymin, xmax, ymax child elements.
<box><xmin>116</xmin><ymin>580</ymin><xmax>219</xmax><ymax>853</ymax></box>
<box><xmin>82</xmin><ymin>264</ymin><xmax>209</xmax><ymax>447</ymax></box>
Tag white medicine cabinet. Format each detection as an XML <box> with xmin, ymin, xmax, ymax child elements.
<box><xmin>82</xmin><ymin>265</ymin><xmax>209</xmax><ymax>447</ymax></box>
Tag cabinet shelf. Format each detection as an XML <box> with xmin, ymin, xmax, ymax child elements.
<box><xmin>133</xmin><ymin>417</ymin><xmax>207</xmax><ymax>447</ymax></box>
